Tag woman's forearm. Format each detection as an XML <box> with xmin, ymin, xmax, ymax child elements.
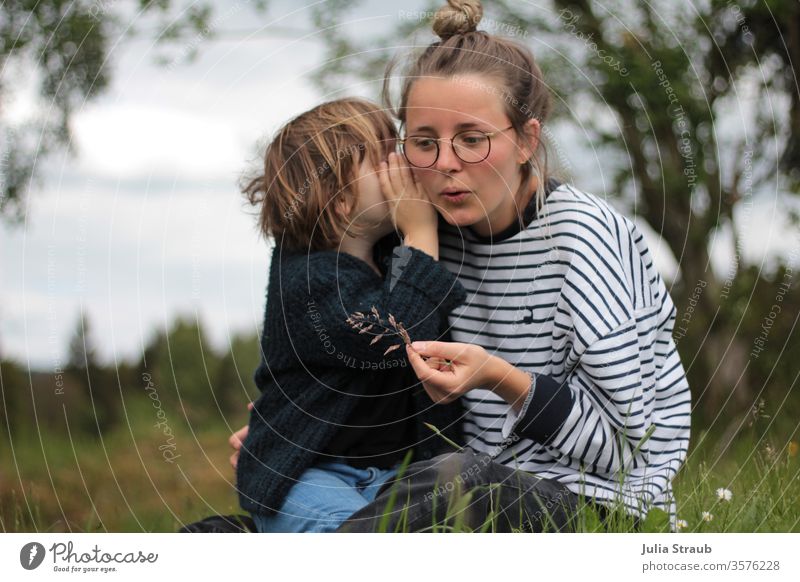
<box><xmin>487</xmin><ymin>355</ymin><xmax>533</xmax><ymax>413</ymax></box>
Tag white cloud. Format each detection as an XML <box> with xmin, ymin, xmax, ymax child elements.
<box><xmin>72</xmin><ymin>104</ymin><xmax>245</xmax><ymax>180</ymax></box>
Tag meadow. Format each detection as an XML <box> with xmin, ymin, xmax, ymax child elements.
<box><xmin>1</xmin><ymin>393</ymin><xmax>797</xmax><ymax>533</ymax></box>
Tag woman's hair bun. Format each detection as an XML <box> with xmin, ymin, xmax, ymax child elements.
<box><xmin>432</xmin><ymin>0</ymin><xmax>483</xmax><ymax>40</ymax></box>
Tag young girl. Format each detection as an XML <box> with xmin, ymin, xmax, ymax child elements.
<box><xmin>339</xmin><ymin>0</ymin><xmax>692</xmax><ymax>532</ymax></box>
<box><xmin>235</xmin><ymin>97</ymin><xmax>466</xmax><ymax>533</ymax></box>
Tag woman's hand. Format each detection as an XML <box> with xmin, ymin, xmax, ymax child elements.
<box><xmin>228</xmin><ymin>402</ymin><xmax>253</xmax><ymax>470</ymax></box>
<box><xmin>406</xmin><ymin>341</ymin><xmax>533</xmax><ymax>412</ymax></box>
<box><xmin>378</xmin><ymin>152</ymin><xmax>438</xmax><ymax>241</ymax></box>
<box><xmin>405</xmin><ymin>341</ymin><xmax>494</xmax><ymax>404</ymax></box>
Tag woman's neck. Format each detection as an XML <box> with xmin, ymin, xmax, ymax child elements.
<box><xmin>470</xmin><ymin>178</ymin><xmax>538</xmax><ymax>238</ymax></box>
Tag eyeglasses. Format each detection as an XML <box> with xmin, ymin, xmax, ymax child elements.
<box><xmin>399</xmin><ymin>126</ymin><xmax>515</xmax><ymax>168</ymax></box>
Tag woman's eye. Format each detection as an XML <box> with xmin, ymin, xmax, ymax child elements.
<box><xmin>410</xmin><ymin>137</ymin><xmax>436</xmax><ymax>149</ymax></box>
<box><xmin>458</xmin><ymin>133</ymin><xmax>488</xmax><ymax>146</ymax></box>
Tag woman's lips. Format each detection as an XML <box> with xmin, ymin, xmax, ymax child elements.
<box><xmin>440</xmin><ymin>190</ymin><xmax>470</xmax><ymax>203</ymax></box>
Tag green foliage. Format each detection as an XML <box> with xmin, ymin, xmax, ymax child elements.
<box><xmin>0</xmin><ymin>310</ymin><xmax>261</xmax><ymax>532</ymax></box>
<box><xmin>66</xmin><ymin>311</ymin><xmax>121</xmax><ymax>435</ymax></box>
<box><xmin>1</xmin><ymin>346</ymin><xmax>797</xmax><ymax>532</ymax></box>
<box><xmin>143</xmin><ymin>316</ymin><xmax>221</xmax><ymax>425</ymax></box>
<box><xmin>214</xmin><ymin>332</ymin><xmax>261</xmax><ymax>415</ymax></box>
<box><xmin>0</xmin><ymin>0</ymin><xmax>216</xmax><ymax>222</ymax></box>
<box><xmin>640</xmin><ymin>508</ymin><xmax>671</xmax><ymax>533</ymax></box>
<box><xmin>0</xmin><ymin>359</ymin><xmax>26</xmax><ymax>439</ymax></box>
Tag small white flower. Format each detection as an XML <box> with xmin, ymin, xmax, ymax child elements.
<box><xmin>716</xmin><ymin>487</ymin><xmax>733</xmax><ymax>501</ymax></box>
<box><xmin>702</xmin><ymin>511</ymin><xmax>714</xmax><ymax>522</ymax></box>
<box><xmin>676</xmin><ymin>519</ymin><xmax>688</xmax><ymax>530</ymax></box>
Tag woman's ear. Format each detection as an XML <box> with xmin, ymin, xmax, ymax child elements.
<box><xmin>516</xmin><ymin>118</ymin><xmax>541</xmax><ymax>164</ymax></box>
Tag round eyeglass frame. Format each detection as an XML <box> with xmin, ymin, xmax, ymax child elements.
<box><xmin>399</xmin><ymin>125</ymin><xmax>515</xmax><ymax>168</ymax></box>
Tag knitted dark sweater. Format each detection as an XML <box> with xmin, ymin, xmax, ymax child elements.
<box><xmin>236</xmin><ymin>238</ymin><xmax>467</xmax><ymax>516</ymax></box>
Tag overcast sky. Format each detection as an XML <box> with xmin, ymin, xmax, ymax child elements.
<box><xmin>2</xmin><ymin>0</ymin><xmax>797</xmax><ymax>370</ymax></box>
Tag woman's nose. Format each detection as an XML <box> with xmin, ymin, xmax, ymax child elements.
<box><xmin>434</xmin><ymin>142</ymin><xmax>463</xmax><ymax>172</ymax></box>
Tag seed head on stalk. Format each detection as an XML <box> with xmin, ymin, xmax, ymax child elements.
<box><xmin>346</xmin><ymin>306</ymin><xmax>411</xmax><ymax>356</ymax></box>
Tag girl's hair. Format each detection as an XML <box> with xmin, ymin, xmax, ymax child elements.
<box><xmin>242</xmin><ymin>98</ymin><xmax>397</xmax><ymax>251</ymax></box>
<box><xmin>383</xmin><ymin>0</ymin><xmax>553</xmax><ymax>215</ymax></box>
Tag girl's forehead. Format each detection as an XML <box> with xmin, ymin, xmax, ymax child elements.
<box><xmin>405</xmin><ymin>76</ymin><xmax>509</xmax><ymax>132</ymax></box>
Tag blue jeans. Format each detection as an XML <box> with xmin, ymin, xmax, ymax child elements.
<box><xmin>251</xmin><ymin>461</ymin><xmax>398</xmax><ymax>533</ymax></box>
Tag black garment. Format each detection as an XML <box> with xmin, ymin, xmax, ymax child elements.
<box><xmin>337</xmin><ymin>449</ymin><xmax>576</xmax><ymax>533</ymax></box>
<box><xmin>337</xmin><ymin>449</ymin><xmax>634</xmax><ymax>533</ymax></box>
<box><xmin>236</xmin><ymin>236</ymin><xmax>467</xmax><ymax>516</ymax></box>
<box><xmin>323</xmin><ymin>244</ymin><xmax>417</xmax><ymax>469</ymax></box>
<box><xmin>322</xmin><ymin>364</ymin><xmax>417</xmax><ymax>469</ymax></box>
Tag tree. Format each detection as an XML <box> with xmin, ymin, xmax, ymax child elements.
<box><xmin>0</xmin><ymin>0</ymin><xmax>214</xmax><ymax>222</ymax></box>
<box><xmin>66</xmin><ymin>310</ymin><xmax>120</xmax><ymax>434</ymax></box>
<box><xmin>307</xmin><ymin>0</ymin><xmax>800</xmax><ymax>425</ymax></box>
<box><xmin>214</xmin><ymin>331</ymin><xmax>261</xmax><ymax>416</ymax></box>
<box><xmin>0</xmin><ymin>358</ymin><xmax>25</xmax><ymax>438</ymax></box>
<box><xmin>143</xmin><ymin>316</ymin><xmax>222</xmax><ymax>426</ymax></box>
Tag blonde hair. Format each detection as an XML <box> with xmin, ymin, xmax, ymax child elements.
<box><xmin>383</xmin><ymin>0</ymin><xmax>553</xmax><ymax>218</ymax></box>
<box><xmin>242</xmin><ymin>98</ymin><xmax>396</xmax><ymax>251</ymax></box>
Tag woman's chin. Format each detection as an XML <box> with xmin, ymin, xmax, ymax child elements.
<box><xmin>437</xmin><ymin>207</ymin><xmax>483</xmax><ymax>229</ymax></box>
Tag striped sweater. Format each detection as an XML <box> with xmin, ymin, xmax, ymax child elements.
<box><xmin>437</xmin><ymin>183</ymin><xmax>692</xmax><ymax>527</ymax></box>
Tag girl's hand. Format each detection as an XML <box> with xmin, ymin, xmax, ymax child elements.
<box><xmin>378</xmin><ymin>152</ymin><xmax>438</xmax><ymax>236</ymax></box>
<box><xmin>405</xmin><ymin>341</ymin><xmax>495</xmax><ymax>404</ymax></box>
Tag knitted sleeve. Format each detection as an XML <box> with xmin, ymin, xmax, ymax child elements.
<box><xmin>284</xmin><ymin>245</ymin><xmax>467</xmax><ymax>368</ymax></box>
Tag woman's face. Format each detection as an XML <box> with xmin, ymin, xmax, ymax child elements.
<box><xmin>404</xmin><ymin>74</ymin><xmax>538</xmax><ymax>236</ymax></box>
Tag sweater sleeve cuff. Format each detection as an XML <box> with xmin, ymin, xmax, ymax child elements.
<box><xmin>501</xmin><ymin>374</ymin><xmax>537</xmax><ymax>439</ymax></box>
<box><xmin>509</xmin><ymin>374</ymin><xmax>573</xmax><ymax>445</ymax></box>
<box><xmin>389</xmin><ymin>245</ymin><xmax>467</xmax><ymax>313</ymax></box>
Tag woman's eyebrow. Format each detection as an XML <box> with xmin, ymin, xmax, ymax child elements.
<box><xmin>409</xmin><ymin>121</ymin><xmax>483</xmax><ymax>133</ymax></box>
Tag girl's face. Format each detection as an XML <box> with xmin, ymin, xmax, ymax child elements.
<box><xmin>348</xmin><ymin>157</ymin><xmax>395</xmax><ymax>239</ymax></box>
<box><xmin>405</xmin><ymin>74</ymin><xmax>539</xmax><ymax>236</ymax></box>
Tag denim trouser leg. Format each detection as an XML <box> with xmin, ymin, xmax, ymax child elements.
<box><xmin>252</xmin><ymin>462</ymin><xmax>398</xmax><ymax>533</ymax></box>
<box><xmin>337</xmin><ymin>449</ymin><xmax>580</xmax><ymax>532</ymax></box>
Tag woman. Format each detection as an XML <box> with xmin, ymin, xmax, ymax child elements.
<box><xmin>231</xmin><ymin>0</ymin><xmax>691</xmax><ymax>533</ymax></box>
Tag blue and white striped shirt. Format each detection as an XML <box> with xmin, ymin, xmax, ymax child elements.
<box><xmin>437</xmin><ymin>182</ymin><xmax>691</xmax><ymax>527</ymax></box>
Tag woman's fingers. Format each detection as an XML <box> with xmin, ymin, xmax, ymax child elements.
<box><xmin>407</xmin><ymin>346</ymin><xmax>464</xmax><ymax>404</ymax></box>
<box><xmin>418</xmin><ymin>355</ymin><xmax>445</xmax><ymax>370</ymax></box>
<box><xmin>410</xmin><ymin>341</ymin><xmax>472</xmax><ymax>362</ymax></box>
<box><xmin>230</xmin><ymin>403</ymin><xmax>253</xmax><ymax>470</ymax></box>
<box><xmin>406</xmin><ymin>344</ymin><xmax>435</xmax><ymax>381</ymax></box>
<box><xmin>229</xmin><ymin>424</ymin><xmax>249</xmax><ymax>450</ymax></box>
<box><xmin>407</xmin><ymin>345</ymin><xmax>457</xmax><ymax>391</ymax></box>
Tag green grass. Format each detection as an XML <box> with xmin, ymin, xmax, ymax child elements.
<box><xmin>0</xmin><ymin>397</ymin><xmax>244</xmax><ymax>533</ymax></box>
<box><xmin>1</xmin><ymin>403</ymin><xmax>798</xmax><ymax>532</ymax></box>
